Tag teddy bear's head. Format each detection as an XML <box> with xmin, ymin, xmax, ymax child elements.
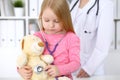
<box><xmin>17</xmin><ymin>35</ymin><xmax>54</xmax><ymax>68</ymax></box>
<box><xmin>20</xmin><ymin>35</ymin><xmax>44</xmax><ymax>56</ymax></box>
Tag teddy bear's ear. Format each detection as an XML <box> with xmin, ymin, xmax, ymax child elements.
<box><xmin>38</xmin><ymin>42</ymin><xmax>44</xmax><ymax>47</ymax></box>
<box><xmin>20</xmin><ymin>39</ymin><xmax>24</xmax><ymax>50</ymax></box>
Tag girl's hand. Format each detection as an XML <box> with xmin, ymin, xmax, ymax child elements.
<box><xmin>17</xmin><ymin>66</ymin><xmax>33</xmax><ymax>80</ymax></box>
<box><xmin>45</xmin><ymin>65</ymin><xmax>60</xmax><ymax>77</ymax></box>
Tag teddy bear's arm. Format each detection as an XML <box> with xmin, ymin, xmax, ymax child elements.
<box><xmin>41</xmin><ymin>55</ymin><xmax>54</xmax><ymax>65</ymax></box>
<box><xmin>16</xmin><ymin>53</ymin><xmax>27</xmax><ymax>68</ymax></box>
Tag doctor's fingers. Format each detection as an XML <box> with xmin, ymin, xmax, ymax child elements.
<box><xmin>77</xmin><ymin>72</ymin><xmax>87</xmax><ymax>78</ymax></box>
<box><xmin>77</xmin><ymin>69</ymin><xmax>89</xmax><ymax>78</ymax></box>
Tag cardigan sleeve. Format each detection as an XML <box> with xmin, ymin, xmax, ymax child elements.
<box><xmin>57</xmin><ymin>33</ymin><xmax>80</xmax><ymax>75</ymax></box>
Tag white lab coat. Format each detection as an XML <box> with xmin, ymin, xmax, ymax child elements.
<box><xmin>70</xmin><ymin>0</ymin><xmax>114</xmax><ymax>76</ymax></box>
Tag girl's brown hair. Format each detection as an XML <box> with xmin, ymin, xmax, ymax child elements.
<box><xmin>39</xmin><ymin>0</ymin><xmax>75</xmax><ymax>33</ymax></box>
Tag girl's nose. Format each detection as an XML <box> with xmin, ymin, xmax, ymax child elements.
<box><xmin>49</xmin><ymin>22</ymin><xmax>54</xmax><ymax>28</ymax></box>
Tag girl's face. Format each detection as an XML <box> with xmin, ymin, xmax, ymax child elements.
<box><xmin>41</xmin><ymin>8</ymin><xmax>65</xmax><ymax>34</ymax></box>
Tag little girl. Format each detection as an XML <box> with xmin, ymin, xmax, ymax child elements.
<box><xmin>17</xmin><ymin>0</ymin><xmax>80</xmax><ymax>80</ymax></box>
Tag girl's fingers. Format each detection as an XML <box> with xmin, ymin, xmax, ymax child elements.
<box><xmin>44</xmin><ymin>65</ymin><xmax>51</xmax><ymax>71</ymax></box>
<box><xmin>45</xmin><ymin>65</ymin><xmax>56</xmax><ymax>77</ymax></box>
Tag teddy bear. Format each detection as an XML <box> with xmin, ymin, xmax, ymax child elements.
<box><xmin>16</xmin><ymin>35</ymin><xmax>70</xmax><ymax>80</ymax></box>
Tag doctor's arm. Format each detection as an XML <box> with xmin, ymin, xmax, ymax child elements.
<box><xmin>77</xmin><ymin>1</ymin><xmax>114</xmax><ymax>77</ymax></box>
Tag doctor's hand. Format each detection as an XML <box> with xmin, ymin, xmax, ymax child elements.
<box><xmin>17</xmin><ymin>66</ymin><xmax>33</xmax><ymax>80</ymax></box>
<box><xmin>77</xmin><ymin>68</ymin><xmax>90</xmax><ymax>78</ymax></box>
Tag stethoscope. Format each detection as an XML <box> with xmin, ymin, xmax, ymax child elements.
<box><xmin>70</xmin><ymin>0</ymin><xmax>99</xmax><ymax>34</ymax></box>
<box><xmin>70</xmin><ymin>0</ymin><xmax>99</xmax><ymax>16</ymax></box>
<box><xmin>38</xmin><ymin>20</ymin><xmax>65</xmax><ymax>56</ymax></box>
<box><xmin>40</xmin><ymin>31</ymin><xmax>65</xmax><ymax>55</ymax></box>
<box><xmin>40</xmin><ymin>31</ymin><xmax>65</xmax><ymax>80</ymax></box>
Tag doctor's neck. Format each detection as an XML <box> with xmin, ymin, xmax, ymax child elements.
<box><xmin>79</xmin><ymin>0</ymin><xmax>89</xmax><ymax>8</ymax></box>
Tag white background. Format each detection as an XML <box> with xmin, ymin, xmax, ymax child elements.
<box><xmin>0</xmin><ymin>0</ymin><xmax>120</xmax><ymax>78</ymax></box>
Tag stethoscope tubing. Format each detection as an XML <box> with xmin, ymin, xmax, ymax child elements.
<box><xmin>70</xmin><ymin>0</ymin><xmax>79</xmax><ymax>12</ymax></box>
<box><xmin>70</xmin><ymin>0</ymin><xmax>99</xmax><ymax>16</ymax></box>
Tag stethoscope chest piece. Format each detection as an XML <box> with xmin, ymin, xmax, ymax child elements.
<box><xmin>34</xmin><ymin>65</ymin><xmax>43</xmax><ymax>74</ymax></box>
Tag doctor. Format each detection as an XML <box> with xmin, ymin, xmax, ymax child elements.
<box><xmin>70</xmin><ymin>0</ymin><xmax>114</xmax><ymax>78</ymax></box>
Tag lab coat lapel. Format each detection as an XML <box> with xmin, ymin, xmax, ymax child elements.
<box><xmin>70</xmin><ymin>0</ymin><xmax>80</xmax><ymax>21</ymax></box>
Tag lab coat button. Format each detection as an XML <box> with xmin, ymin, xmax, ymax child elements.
<box><xmin>84</xmin><ymin>31</ymin><xmax>87</xmax><ymax>33</ymax></box>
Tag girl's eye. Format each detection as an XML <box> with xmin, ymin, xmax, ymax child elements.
<box><xmin>45</xmin><ymin>19</ymin><xmax>49</xmax><ymax>22</ymax></box>
<box><xmin>54</xmin><ymin>20</ymin><xmax>59</xmax><ymax>23</ymax></box>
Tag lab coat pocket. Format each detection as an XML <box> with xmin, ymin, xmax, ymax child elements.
<box><xmin>83</xmin><ymin>29</ymin><xmax>97</xmax><ymax>53</ymax></box>
<box><xmin>85</xmin><ymin>15</ymin><xmax>97</xmax><ymax>39</ymax></box>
